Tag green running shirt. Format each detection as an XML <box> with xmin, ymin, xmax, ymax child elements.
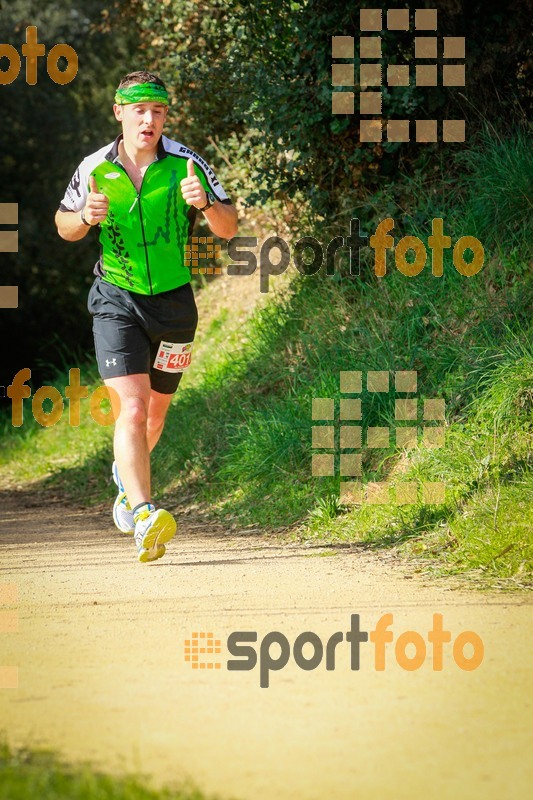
<box><xmin>59</xmin><ymin>134</ymin><xmax>231</xmax><ymax>295</ymax></box>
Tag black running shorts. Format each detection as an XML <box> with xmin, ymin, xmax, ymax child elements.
<box><xmin>87</xmin><ymin>277</ymin><xmax>198</xmax><ymax>394</ymax></box>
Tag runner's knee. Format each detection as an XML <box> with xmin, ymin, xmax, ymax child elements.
<box><xmin>116</xmin><ymin>396</ymin><xmax>149</xmax><ymax>428</ymax></box>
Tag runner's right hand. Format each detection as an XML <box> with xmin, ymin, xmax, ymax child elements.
<box><xmin>83</xmin><ymin>176</ymin><xmax>109</xmax><ymax>225</ymax></box>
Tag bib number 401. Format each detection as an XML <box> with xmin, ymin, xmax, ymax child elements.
<box><xmin>153</xmin><ymin>341</ymin><xmax>194</xmax><ymax>373</ymax></box>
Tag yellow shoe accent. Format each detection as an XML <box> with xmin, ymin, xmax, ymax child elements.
<box><xmin>134</xmin><ymin>508</ymin><xmax>177</xmax><ymax>563</ymax></box>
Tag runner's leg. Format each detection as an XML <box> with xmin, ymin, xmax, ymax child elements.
<box><xmin>105</xmin><ymin>373</ymin><xmax>152</xmax><ymax>510</ymax></box>
<box><xmin>146</xmin><ymin>389</ymin><xmax>174</xmax><ymax>451</ymax></box>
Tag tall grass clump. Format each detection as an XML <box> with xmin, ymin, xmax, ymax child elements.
<box><xmin>454</xmin><ymin>128</ymin><xmax>533</xmax><ymax>253</ymax></box>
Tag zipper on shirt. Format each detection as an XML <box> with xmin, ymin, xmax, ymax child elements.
<box><xmin>137</xmin><ymin>178</ymin><xmax>153</xmax><ymax>295</ymax></box>
<box><xmin>112</xmin><ymin>160</ymin><xmax>155</xmax><ymax>295</ymax></box>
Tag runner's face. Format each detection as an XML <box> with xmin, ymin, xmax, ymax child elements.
<box><xmin>114</xmin><ymin>99</ymin><xmax>168</xmax><ymax>151</ymax></box>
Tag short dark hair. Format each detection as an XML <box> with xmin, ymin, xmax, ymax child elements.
<box><xmin>117</xmin><ymin>71</ymin><xmax>166</xmax><ymax>91</ymax></box>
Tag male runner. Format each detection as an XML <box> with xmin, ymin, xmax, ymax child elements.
<box><xmin>55</xmin><ymin>71</ymin><xmax>237</xmax><ymax>563</ymax></box>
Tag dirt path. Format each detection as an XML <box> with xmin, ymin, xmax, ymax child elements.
<box><xmin>0</xmin><ymin>490</ymin><xmax>531</xmax><ymax>800</ymax></box>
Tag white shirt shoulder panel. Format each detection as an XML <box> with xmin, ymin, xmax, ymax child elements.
<box><xmin>59</xmin><ymin>141</ymin><xmax>115</xmax><ymax>212</ymax></box>
<box><xmin>161</xmin><ymin>135</ymin><xmax>229</xmax><ymax>202</ymax></box>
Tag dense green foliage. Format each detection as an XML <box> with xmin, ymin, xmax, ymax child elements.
<box><xmin>133</xmin><ymin>0</ymin><xmax>531</xmax><ymax>219</ymax></box>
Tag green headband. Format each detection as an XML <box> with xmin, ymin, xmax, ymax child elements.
<box><xmin>114</xmin><ymin>82</ymin><xmax>169</xmax><ymax>105</ymax></box>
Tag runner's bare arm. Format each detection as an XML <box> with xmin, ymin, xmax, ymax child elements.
<box><xmin>180</xmin><ymin>158</ymin><xmax>238</xmax><ymax>240</ymax></box>
<box><xmin>201</xmin><ymin>202</ymin><xmax>238</xmax><ymax>240</ymax></box>
<box><xmin>56</xmin><ymin>177</ymin><xmax>109</xmax><ymax>241</ymax></box>
<box><xmin>55</xmin><ymin>209</ymin><xmax>93</xmax><ymax>241</ymax></box>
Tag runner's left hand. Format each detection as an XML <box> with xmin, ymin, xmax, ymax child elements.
<box><xmin>180</xmin><ymin>158</ymin><xmax>207</xmax><ymax>209</ymax></box>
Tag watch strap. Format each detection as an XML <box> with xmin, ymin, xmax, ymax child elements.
<box><xmin>198</xmin><ymin>192</ymin><xmax>215</xmax><ymax>212</ymax></box>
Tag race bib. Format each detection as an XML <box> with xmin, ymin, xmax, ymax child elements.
<box><xmin>153</xmin><ymin>341</ymin><xmax>194</xmax><ymax>373</ymax></box>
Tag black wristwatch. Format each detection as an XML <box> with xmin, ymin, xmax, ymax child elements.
<box><xmin>80</xmin><ymin>207</ymin><xmax>92</xmax><ymax>226</ymax></box>
<box><xmin>198</xmin><ymin>191</ymin><xmax>216</xmax><ymax>212</ymax></box>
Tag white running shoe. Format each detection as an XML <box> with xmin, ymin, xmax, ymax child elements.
<box><xmin>134</xmin><ymin>504</ymin><xmax>177</xmax><ymax>563</ymax></box>
<box><xmin>111</xmin><ymin>462</ymin><xmax>134</xmax><ymax>534</ymax></box>
<box><xmin>113</xmin><ymin>491</ymin><xmax>135</xmax><ymax>534</ymax></box>
<box><xmin>112</xmin><ymin>461</ymin><xmax>125</xmax><ymax>493</ymax></box>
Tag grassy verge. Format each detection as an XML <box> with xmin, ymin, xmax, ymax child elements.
<box><xmin>0</xmin><ymin>742</ymin><xmax>226</xmax><ymax>800</ymax></box>
<box><xmin>1</xmin><ymin>132</ymin><xmax>531</xmax><ymax>587</ymax></box>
